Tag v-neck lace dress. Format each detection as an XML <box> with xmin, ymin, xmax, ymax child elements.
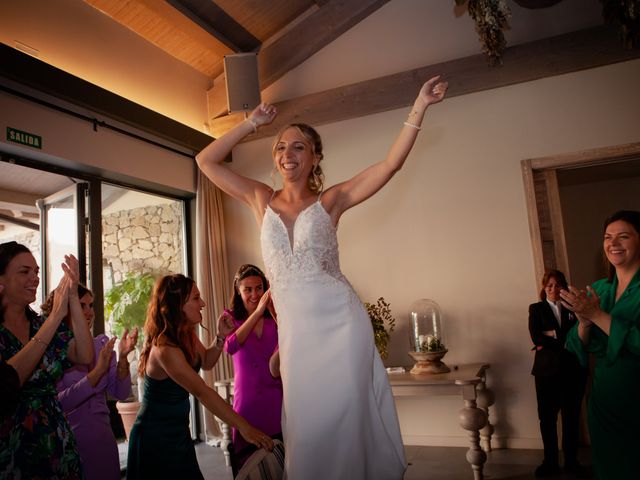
<box><xmin>261</xmin><ymin>199</ymin><xmax>406</xmax><ymax>480</ymax></box>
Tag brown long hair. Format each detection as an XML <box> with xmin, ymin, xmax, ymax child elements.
<box><xmin>138</xmin><ymin>274</ymin><xmax>198</xmax><ymax>377</ymax></box>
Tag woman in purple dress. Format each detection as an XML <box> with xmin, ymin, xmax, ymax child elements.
<box><xmin>47</xmin><ymin>285</ymin><xmax>137</xmax><ymax>480</ymax></box>
<box><xmin>224</xmin><ymin>264</ymin><xmax>283</xmax><ymax>475</ymax></box>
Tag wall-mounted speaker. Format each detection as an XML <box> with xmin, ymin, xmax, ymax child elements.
<box><xmin>223</xmin><ymin>53</ymin><xmax>260</xmax><ymax>114</ymax></box>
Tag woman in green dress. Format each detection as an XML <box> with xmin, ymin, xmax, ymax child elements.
<box><xmin>126</xmin><ymin>274</ymin><xmax>273</xmax><ymax>479</ymax></box>
<box><xmin>563</xmin><ymin>210</ymin><xmax>640</xmax><ymax>480</ymax></box>
<box><xmin>0</xmin><ymin>241</ymin><xmax>94</xmax><ymax>479</ymax></box>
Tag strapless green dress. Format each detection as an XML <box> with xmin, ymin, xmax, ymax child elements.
<box><xmin>126</xmin><ymin>374</ymin><xmax>203</xmax><ymax>479</ymax></box>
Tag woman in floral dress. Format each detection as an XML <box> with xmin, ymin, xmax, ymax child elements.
<box><xmin>0</xmin><ymin>241</ymin><xmax>93</xmax><ymax>479</ymax></box>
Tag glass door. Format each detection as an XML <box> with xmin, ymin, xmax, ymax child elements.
<box><xmin>37</xmin><ymin>183</ymin><xmax>88</xmax><ymax>302</ymax></box>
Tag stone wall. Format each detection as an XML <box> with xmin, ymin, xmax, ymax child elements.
<box><xmin>102</xmin><ymin>202</ymin><xmax>184</xmax><ymax>284</ymax></box>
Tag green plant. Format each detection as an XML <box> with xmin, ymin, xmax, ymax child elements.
<box><xmin>419</xmin><ymin>336</ymin><xmax>446</xmax><ymax>352</ymax></box>
<box><xmin>104</xmin><ymin>272</ymin><xmax>156</xmax><ymax>343</ymax></box>
<box><xmin>364</xmin><ymin>297</ymin><xmax>396</xmax><ymax>360</ymax></box>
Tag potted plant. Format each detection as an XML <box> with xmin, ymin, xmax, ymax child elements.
<box><xmin>364</xmin><ymin>297</ymin><xmax>396</xmax><ymax>360</ymax></box>
<box><xmin>104</xmin><ymin>271</ymin><xmax>156</xmax><ymax>439</ymax></box>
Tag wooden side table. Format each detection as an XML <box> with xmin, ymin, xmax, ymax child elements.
<box><xmin>388</xmin><ymin>363</ymin><xmax>495</xmax><ymax>480</ymax></box>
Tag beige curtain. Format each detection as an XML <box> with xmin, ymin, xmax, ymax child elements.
<box><xmin>195</xmin><ymin>169</ymin><xmax>234</xmax><ymax>440</ymax></box>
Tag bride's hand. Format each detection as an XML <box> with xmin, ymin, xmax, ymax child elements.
<box><xmin>417</xmin><ymin>76</ymin><xmax>448</xmax><ymax>108</ymax></box>
<box><xmin>249</xmin><ymin>102</ymin><xmax>277</xmax><ymax>127</ymax></box>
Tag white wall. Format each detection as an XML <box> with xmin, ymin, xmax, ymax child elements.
<box><xmin>223</xmin><ymin>59</ymin><xmax>640</xmax><ymax>448</ymax></box>
<box><xmin>0</xmin><ymin>92</ymin><xmax>196</xmax><ymax>194</ymax></box>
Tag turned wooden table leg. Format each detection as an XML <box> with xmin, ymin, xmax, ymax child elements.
<box><xmin>217</xmin><ymin>419</ymin><xmax>232</xmax><ymax>467</ymax></box>
<box><xmin>214</xmin><ymin>380</ymin><xmax>234</xmax><ymax>467</ymax></box>
<box><xmin>476</xmin><ymin>380</ymin><xmax>495</xmax><ymax>452</ymax></box>
<box><xmin>457</xmin><ymin>379</ymin><xmax>488</xmax><ymax>480</ymax></box>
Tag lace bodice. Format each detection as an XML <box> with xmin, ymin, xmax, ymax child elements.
<box><xmin>261</xmin><ymin>201</ymin><xmax>344</xmax><ymax>286</ymax></box>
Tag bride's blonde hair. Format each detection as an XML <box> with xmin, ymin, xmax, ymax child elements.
<box><xmin>272</xmin><ymin>123</ymin><xmax>325</xmax><ymax>194</ymax></box>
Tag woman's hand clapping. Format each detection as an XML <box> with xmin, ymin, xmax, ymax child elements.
<box><xmin>118</xmin><ymin>328</ymin><xmax>138</xmax><ymax>359</ymax></box>
<box><xmin>560</xmin><ymin>285</ymin><xmax>600</xmax><ymax>326</ymax></box>
<box><xmin>95</xmin><ymin>337</ymin><xmax>116</xmax><ymax>376</ymax></box>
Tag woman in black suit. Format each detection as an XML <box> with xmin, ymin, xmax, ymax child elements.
<box><xmin>529</xmin><ymin>269</ymin><xmax>587</xmax><ymax>477</ymax></box>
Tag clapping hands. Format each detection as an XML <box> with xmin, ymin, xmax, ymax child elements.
<box><xmin>95</xmin><ymin>337</ymin><xmax>116</xmax><ymax>376</ymax></box>
<box><xmin>560</xmin><ymin>285</ymin><xmax>600</xmax><ymax>325</ymax></box>
<box><xmin>50</xmin><ymin>254</ymin><xmax>81</xmax><ymax>320</ymax></box>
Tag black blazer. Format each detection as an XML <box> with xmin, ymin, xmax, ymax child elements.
<box><xmin>528</xmin><ymin>301</ymin><xmax>582</xmax><ymax>376</ymax></box>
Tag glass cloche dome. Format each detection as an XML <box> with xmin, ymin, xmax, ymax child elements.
<box><xmin>409</xmin><ymin>298</ymin><xmax>446</xmax><ymax>353</ymax></box>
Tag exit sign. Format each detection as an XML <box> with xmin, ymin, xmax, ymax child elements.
<box><xmin>6</xmin><ymin>127</ymin><xmax>42</xmax><ymax>149</ymax></box>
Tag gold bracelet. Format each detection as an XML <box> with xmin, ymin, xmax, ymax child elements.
<box><xmin>31</xmin><ymin>336</ymin><xmax>48</xmax><ymax>347</ymax></box>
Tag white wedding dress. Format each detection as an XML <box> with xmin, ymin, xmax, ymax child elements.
<box><xmin>261</xmin><ymin>198</ymin><xmax>406</xmax><ymax>480</ymax></box>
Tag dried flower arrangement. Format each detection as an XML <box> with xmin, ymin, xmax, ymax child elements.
<box><xmin>456</xmin><ymin>0</ymin><xmax>512</xmax><ymax>65</ymax></box>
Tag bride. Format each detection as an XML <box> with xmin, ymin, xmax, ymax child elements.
<box><xmin>196</xmin><ymin>76</ymin><xmax>447</xmax><ymax>479</ymax></box>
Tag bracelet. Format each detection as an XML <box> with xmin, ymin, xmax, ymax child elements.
<box><xmin>403</xmin><ymin>121</ymin><xmax>421</xmax><ymax>131</ymax></box>
<box><xmin>215</xmin><ymin>335</ymin><xmax>225</xmax><ymax>348</ymax></box>
<box><xmin>246</xmin><ymin>118</ymin><xmax>258</xmax><ymax>134</ymax></box>
<box><xmin>31</xmin><ymin>336</ymin><xmax>48</xmax><ymax>347</ymax></box>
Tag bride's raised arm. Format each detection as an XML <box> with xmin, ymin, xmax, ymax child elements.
<box><xmin>325</xmin><ymin>76</ymin><xmax>447</xmax><ymax>218</ymax></box>
<box><xmin>195</xmin><ymin>103</ymin><xmax>278</xmax><ymax>209</ymax></box>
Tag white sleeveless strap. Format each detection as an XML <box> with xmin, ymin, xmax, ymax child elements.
<box><xmin>268</xmin><ymin>189</ymin><xmax>277</xmax><ymax>205</ymax></box>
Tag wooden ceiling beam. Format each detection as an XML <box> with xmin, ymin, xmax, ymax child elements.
<box><xmin>0</xmin><ymin>189</ymin><xmax>39</xmax><ymax>213</ymax></box>
<box><xmin>83</xmin><ymin>0</ymin><xmax>232</xmax><ymax>77</ymax></box>
<box><xmin>166</xmin><ymin>0</ymin><xmax>260</xmax><ymax>52</ymax></box>
<box><xmin>210</xmin><ymin>25</ymin><xmax>640</xmax><ymax>140</ymax></box>
<box><xmin>0</xmin><ymin>213</ymin><xmax>39</xmax><ymax>231</ymax></box>
<box><xmin>206</xmin><ymin>0</ymin><xmax>390</xmax><ymax>119</ymax></box>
